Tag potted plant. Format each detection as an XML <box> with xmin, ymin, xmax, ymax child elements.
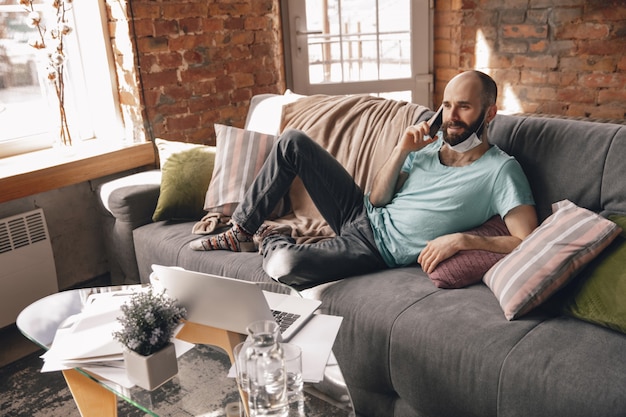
<box><xmin>113</xmin><ymin>289</ymin><xmax>187</xmax><ymax>390</ymax></box>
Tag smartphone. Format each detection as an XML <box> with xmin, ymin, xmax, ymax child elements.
<box><xmin>427</xmin><ymin>105</ymin><xmax>443</xmax><ymax>138</ymax></box>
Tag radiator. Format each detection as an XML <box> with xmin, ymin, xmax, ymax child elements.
<box><xmin>0</xmin><ymin>208</ymin><xmax>58</xmax><ymax>328</ymax></box>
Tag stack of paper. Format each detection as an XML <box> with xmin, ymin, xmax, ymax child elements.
<box><xmin>41</xmin><ymin>290</ymin><xmax>193</xmax><ymax>389</ymax></box>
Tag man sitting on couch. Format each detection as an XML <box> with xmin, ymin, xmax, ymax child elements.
<box><xmin>190</xmin><ymin>70</ymin><xmax>538</xmax><ymax>289</ymax></box>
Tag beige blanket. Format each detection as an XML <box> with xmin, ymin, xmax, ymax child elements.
<box><xmin>268</xmin><ymin>94</ymin><xmax>428</xmax><ymax>242</ymax></box>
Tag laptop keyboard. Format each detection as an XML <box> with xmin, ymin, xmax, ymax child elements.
<box><xmin>271</xmin><ymin>309</ymin><xmax>300</xmax><ymax>333</ymax></box>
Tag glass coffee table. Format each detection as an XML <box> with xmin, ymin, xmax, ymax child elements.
<box><xmin>16</xmin><ymin>285</ymin><xmax>355</xmax><ymax>417</ymax></box>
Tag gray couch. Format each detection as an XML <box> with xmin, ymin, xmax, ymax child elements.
<box><xmin>98</xmin><ymin>94</ymin><xmax>626</xmax><ymax>417</ymax></box>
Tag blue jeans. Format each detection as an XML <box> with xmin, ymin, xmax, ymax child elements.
<box><xmin>232</xmin><ymin>129</ymin><xmax>387</xmax><ymax>289</ymax></box>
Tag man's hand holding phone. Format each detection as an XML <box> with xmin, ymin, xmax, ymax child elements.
<box><xmin>399</xmin><ymin>105</ymin><xmax>443</xmax><ymax>153</ymax></box>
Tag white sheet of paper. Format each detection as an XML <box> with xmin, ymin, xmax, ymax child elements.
<box><xmin>228</xmin><ymin>313</ymin><xmax>343</xmax><ymax>383</ymax></box>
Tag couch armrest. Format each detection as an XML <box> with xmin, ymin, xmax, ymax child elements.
<box><xmin>97</xmin><ymin>170</ymin><xmax>162</xmax><ymax>284</ymax></box>
<box><xmin>99</xmin><ymin>170</ymin><xmax>162</xmax><ymax>225</ymax></box>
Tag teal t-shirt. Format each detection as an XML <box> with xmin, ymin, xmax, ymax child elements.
<box><xmin>365</xmin><ymin>139</ymin><xmax>534</xmax><ymax>267</ymax></box>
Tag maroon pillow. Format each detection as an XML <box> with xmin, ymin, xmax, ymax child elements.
<box><xmin>428</xmin><ymin>216</ymin><xmax>510</xmax><ymax>289</ymax></box>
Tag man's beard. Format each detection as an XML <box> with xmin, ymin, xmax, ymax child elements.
<box><xmin>441</xmin><ymin>111</ymin><xmax>486</xmax><ymax>147</ymax></box>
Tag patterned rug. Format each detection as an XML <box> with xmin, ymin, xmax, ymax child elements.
<box><xmin>0</xmin><ymin>347</ymin><xmax>353</xmax><ymax>416</ymax></box>
<box><xmin>0</xmin><ymin>350</ymin><xmax>144</xmax><ymax>417</ymax></box>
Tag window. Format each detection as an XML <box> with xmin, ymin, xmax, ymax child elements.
<box><xmin>0</xmin><ymin>0</ymin><xmax>123</xmax><ymax>158</ymax></box>
<box><xmin>282</xmin><ymin>0</ymin><xmax>433</xmax><ymax>105</ymax></box>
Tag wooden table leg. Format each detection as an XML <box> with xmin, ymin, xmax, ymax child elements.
<box><xmin>62</xmin><ymin>369</ymin><xmax>117</xmax><ymax>417</ymax></box>
<box><xmin>175</xmin><ymin>321</ymin><xmax>246</xmax><ymax>363</ymax></box>
<box><xmin>176</xmin><ymin>321</ymin><xmax>250</xmax><ymax>416</ymax></box>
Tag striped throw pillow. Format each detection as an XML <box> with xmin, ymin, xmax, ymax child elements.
<box><xmin>204</xmin><ymin>125</ymin><xmax>277</xmax><ymax>216</ymax></box>
<box><xmin>483</xmin><ymin>199</ymin><xmax>622</xmax><ymax>320</ymax></box>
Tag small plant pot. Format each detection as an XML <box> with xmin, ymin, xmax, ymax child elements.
<box><xmin>123</xmin><ymin>342</ymin><xmax>178</xmax><ymax>391</ymax></box>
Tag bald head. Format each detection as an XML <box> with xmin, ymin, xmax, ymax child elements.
<box><xmin>447</xmin><ymin>71</ymin><xmax>498</xmax><ymax>110</ymax></box>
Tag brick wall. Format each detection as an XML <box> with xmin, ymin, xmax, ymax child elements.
<box><xmin>434</xmin><ymin>0</ymin><xmax>626</xmax><ymax>119</ymax></box>
<box><xmin>107</xmin><ymin>0</ymin><xmax>286</xmax><ymax>146</ymax></box>
<box><xmin>107</xmin><ymin>0</ymin><xmax>624</xmax><ymax>145</ymax></box>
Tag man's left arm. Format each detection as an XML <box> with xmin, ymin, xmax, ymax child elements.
<box><xmin>418</xmin><ymin>204</ymin><xmax>537</xmax><ymax>274</ymax></box>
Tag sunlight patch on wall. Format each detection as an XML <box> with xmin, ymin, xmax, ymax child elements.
<box><xmin>474</xmin><ymin>29</ymin><xmax>491</xmax><ymax>73</ymax></box>
<box><xmin>500</xmin><ymin>85</ymin><xmax>523</xmax><ymax>114</ymax></box>
<box><xmin>474</xmin><ymin>28</ymin><xmax>522</xmax><ymax>115</ymax></box>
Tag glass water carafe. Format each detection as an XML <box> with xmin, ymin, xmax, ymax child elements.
<box><xmin>243</xmin><ymin>320</ymin><xmax>288</xmax><ymax>417</ymax></box>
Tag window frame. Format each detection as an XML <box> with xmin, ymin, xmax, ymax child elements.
<box><xmin>280</xmin><ymin>0</ymin><xmax>434</xmax><ymax>106</ymax></box>
<box><xmin>0</xmin><ymin>0</ymin><xmax>155</xmax><ymax>204</ymax></box>
<box><xmin>0</xmin><ymin>0</ymin><xmax>125</xmax><ymax>159</ymax></box>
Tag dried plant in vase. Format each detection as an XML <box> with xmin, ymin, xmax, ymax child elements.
<box><xmin>21</xmin><ymin>0</ymin><xmax>73</xmax><ymax>146</ymax></box>
<box><xmin>113</xmin><ymin>289</ymin><xmax>187</xmax><ymax>390</ymax></box>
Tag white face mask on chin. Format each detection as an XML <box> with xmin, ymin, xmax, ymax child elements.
<box><xmin>447</xmin><ymin>131</ymin><xmax>483</xmax><ymax>153</ymax></box>
<box><xmin>444</xmin><ymin>116</ymin><xmax>486</xmax><ymax>153</ymax></box>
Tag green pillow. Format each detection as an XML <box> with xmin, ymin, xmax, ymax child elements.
<box><xmin>563</xmin><ymin>214</ymin><xmax>626</xmax><ymax>334</ymax></box>
<box><xmin>152</xmin><ymin>139</ymin><xmax>216</xmax><ymax>222</ymax></box>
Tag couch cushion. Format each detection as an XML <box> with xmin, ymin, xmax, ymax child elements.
<box><xmin>389</xmin><ymin>284</ymin><xmax>544</xmax><ymax>417</ymax></box>
<box><xmin>484</xmin><ymin>200</ymin><xmax>621</xmax><ymax>320</ymax></box>
<box><xmin>601</xmin><ymin>125</ymin><xmax>626</xmax><ymax>214</ymax></box>
<box><xmin>498</xmin><ymin>316</ymin><xmax>626</xmax><ymax>417</ymax></box>
<box><xmin>133</xmin><ymin>221</ymin><xmax>287</xmax><ymax>293</ymax></box>
<box><xmin>488</xmin><ymin>115</ymin><xmax>616</xmax><ymax>222</ymax></box>
<box><xmin>314</xmin><ymin>268</ymin><xmax>438</xmax><ymax>409</ymax></box>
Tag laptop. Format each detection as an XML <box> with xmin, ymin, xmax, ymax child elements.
<box><xmin>150</xmin><ymin>264</ymin><xmax>321</xmax><ymax>341</ymax></box>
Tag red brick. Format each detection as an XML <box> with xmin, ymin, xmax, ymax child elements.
<box><xmin>132</xmin><ymin>19</ymin><xmax>154</xmax><ymax>37</ymax></box>
<box><xmin>137</xmin><ymin>36</ymin><xmax>169</xmax><ymax>53</ymax></box>
<box><xmin>162</xmin><ymin>85</ymin><xmax>191</xmax><ymax>102</ymax></box>
<box><xmin>560</xmin><ymin>56</ymin><xmax>617</xmax><ymax>72</ymax></box>
<box><xmin>549</xmin><ymin>71</ymin><xmax>578</xmax><ymax>87</ymax></box>
<box><xmin>142</xmin><ymin>69</ymin><xmax>178</xmax><ymax>89</ymax></box>
<box><xmin>556</xmin><ymin>87</ymin><xmax>596</xmax><ymax>104</ymax></box>
<box><xmin>251</xmin><ymin>0</ymin><xmax>274</xmax><ymax>14</ymax></box>
<box><xmin>580</xmin><ymin>73</ymin><xmax>626</xmax><ymax>89</ymax></box>
<box><xmin>202</xmin><ymin>17</ymin><xmax>224</xmax><ymax>33</ymax></box>
<box><xmin>138</xmin><ymin>54</ymin><xmax>157</xmax><ymax>71</ymax></box>
<box><xmin>577</xmin><ymin>39</ymin><xmax>626</xmax><ymax>56</ymax></box>
<box><xmin>513</xmin><ymin>55</ymin><xmax>558</xmax><ymax>69</ymax></box>
<box><xmin>215</xmin><ymin>75</ymin><xmax>235</xmax><ymax>93</ymax></box>
<box><xmin>536</xmin><ymin>101</ymin><xmax>569</xmax><ymax>116</ymax></box>
<box><xmin>245</xmin><ymin>16</ymin><xmax>270</xmax><ymax>31</ymax></box>
<box><xmin>224</xmin><ymin>17</ymin><xmax>245</xmax><ymax>31</ymax></box>
<box><xmin>180</xmin><ymin>17</ymin><xmax>203</xmax><ymax>34</ymax></box>
<box><xmin>529</xmin><ymin>40</ymin><xmax>548</xmax><ymax>52</ymax></box>
<box><xmin>157</xmin><ymin>52</ymin><xmax>183</xmax><ymax>69</ymax></box>
<box><xmin>167</xmin><ymin>114</ymin><xmax>201</xmax><ymax>131</ymax></box>
<box><xmin>183</xmin><ymin>50</ymin><xmax>206</xmax><ymax>66</ymax></box>
<box><xmin>619</xmin><ymin>56</ymin><xmax>626</xmax><ymax>71</ymax></box>
<box><xmin>521</xmin><ymin>70</ymin><xmax>548</xmax><ymax>85</ymax></box>
<box><xmin>502</xmin><ymin>24</ymin><xmax>548</xmax><ymax>39</ymax></box>
<box><xmin>598</xmin><ymin>89</ymin><xmax>626</xmax><ymax>105</ymax></box>
<box><xmin>527</xmin><ymin>86</ymin><xmax>558</xmax><ymax>101</ymax></box>
<box><xmin>154</xmin><ymin>20</ymin><xmax>179</xmax><ymax>37</ymax></box>
<box><xmin>254</xmin><ymin>70</ymin><xmax>276</xmax><ymax>86</ymax></box>
<box><xmin>555</xmin><ymin>22</ymin><xmax>610</xmax><ymax>40</ymax></box>
<box><xmin>131</xmin><ymin>3</ymin><xmax>161</xmax><ymax>20</ymax></box>
<box><xmin>231</xmin><ymin>72</ymin><xmax>255</xmax><ymax>88</ymax></box>
<box><xmin>187</xmin><ymin>126</ymin><xmax>215</xmax><ymax>145</ymax></box>
<box><xmin>231</xmin><ymin>88</ymin><xmax>252</xmax><ymax>103</ymax></box>
<box><xmin>161</xmin><ymin>3</ymin><xmax>208</xmax><ymax>19</ymax></box>
<box><xmin>550</xmin><ymin>7</ymin><xmax>583</xmax><ymax>25</ymax></box>
<box><xmin>587</xmin><ymin>106</ymin><xmax>626</xmax><ymax>120</ymax></box>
